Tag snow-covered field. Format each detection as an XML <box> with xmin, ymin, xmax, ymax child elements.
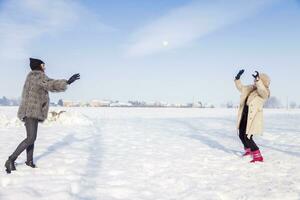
<box><xmin>0</xmin><ymin>107</ymin><xmax>299</xmax><ymax>200</ymax></box>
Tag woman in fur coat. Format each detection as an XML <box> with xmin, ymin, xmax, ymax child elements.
<box><xmin>235</xmin><ymin>69</ymin><xmax>270</xmax><ymax>163</ymax></box>
<box><xmin>5</xmin><ymin>58</ymin><xmax>80</xmax><ymax>173</ymax></box>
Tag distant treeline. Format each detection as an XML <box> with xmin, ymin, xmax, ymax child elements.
<box><xmin>225</xmin><ymin>96</ymin><xmax>299</xmax><ymax>109</ymax></box>
<box><xmin>0</xmin><ymin>96</ymin><xmax>20</xmax><ymax>106</ymax></box>
<box><xmin>0</xmin><ymin>96</ymin><xmax>298</xmax><ymax>109</ymax></box>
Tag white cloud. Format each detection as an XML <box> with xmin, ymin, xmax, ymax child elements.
<box><xmin>0</xmin><ymin>0</ymin><xmax>111</xmax><ymax>60</ymax></box>
<box><xmin>126</xmin><ymin>0</ymin><xmax>279</xmax><ymax>57</ymax></box>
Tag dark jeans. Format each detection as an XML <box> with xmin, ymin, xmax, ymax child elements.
<box><xmin>10</xmin><ymin>118</ymin><xmax>38</xmax><ymax>162</ymax></box>
<box><xmin>239</xmin><ymin>105</ymin><xmax>259</xmax><ymax>151</ymax></box>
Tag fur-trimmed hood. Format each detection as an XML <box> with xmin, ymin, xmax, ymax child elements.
<box><xmin>260</xmin><ymin>73</ymin><xmax>270</xmax><ymax>88</ymax></box>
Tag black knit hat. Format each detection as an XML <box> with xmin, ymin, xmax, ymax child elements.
<box><xmin>29</xmin><ymin>58</ymin><xmax>44</xmax><ymax>71</ymax></box>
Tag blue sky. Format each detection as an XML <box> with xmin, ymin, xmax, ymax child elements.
<box><xmin>0</xmin><ymin>0</ymin><xmax>300</xmax><ymax>105</ymax></box>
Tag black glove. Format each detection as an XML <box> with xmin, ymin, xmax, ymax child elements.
<box><xmin>67</xmin><ymin>73</ymin><xmax>80</xmax><ymax>85</ymax></box>
<box><xmin>252</xmin><ymin>71</ymin><xmax>259</xmax><ymax>79</ymax></box>
<box><xmin>235</xmin><ymin>69</ymin><xmax>245</xmax><ymax>80</ymax></box>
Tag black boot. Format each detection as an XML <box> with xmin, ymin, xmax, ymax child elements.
<box><xmin>25</xmin><ymin>161</ymin><xmax>37</xmax><ymax>168</ymax></box>
<box><xmin>5</xmin><ymin>159</ymin><xmax>16</xmax><ymax>174</ymax></box>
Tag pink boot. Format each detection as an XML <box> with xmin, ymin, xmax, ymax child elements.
<box><xmin>250</xmin><ymin>150</ymin><xmax>264</xmax><ymax>163</ymax></box>
<box><xmin>242</xmin><ymin>148</ymin><xmax>251</xmax><ymax>157</ymax></box>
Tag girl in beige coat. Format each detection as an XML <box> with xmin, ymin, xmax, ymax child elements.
<box><xmin>235</xmin><ymin>69</ymin><xmax>270</xmax><ymax>163</ymax></box>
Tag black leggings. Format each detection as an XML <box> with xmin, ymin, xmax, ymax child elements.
<box><xmin>10</xmin><ymin>118</ymin><xmax>38</xmax><ymax>162</ymax></box>
<box><xmin>239</xmin><ymin>106</ymin><xmax>259</xmax><ymax>151</ymax></box>
<box><xmin>239</xmin><ymin>131</ymin><xmax>259</xmax><ymax>151</ymax></box>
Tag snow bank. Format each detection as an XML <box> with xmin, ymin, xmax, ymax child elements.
<box><xmin>44</xmin><ymin>110</ymin><xmax>93</xmax><ymax>126</ymax></box>
<box><xmin>0</xmin><ymin>114</ymin><xmax>22</xmax><ymax>128</ymax></box>
<box><xmin>0</xmin><ymin>108</ymin><xmax>93</xmax><ymax>127</ymax></box>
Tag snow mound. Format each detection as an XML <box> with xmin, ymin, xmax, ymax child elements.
<box><xmin>0</xmin><ymin>114</ymin><xmax>22</xmax><ymax>128</ymax></box>
<box><xmin>0</xmin><ymin>111</ymin><xmax>92</xmax><ymax>127</ymax></box>
<box><xmin>44</xmin><ymin>110</ymin><xmax>93</xmax><ymax>126</ymax></box>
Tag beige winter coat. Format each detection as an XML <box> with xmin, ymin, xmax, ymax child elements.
<box><xmin>235</xmin><ymin>74</ymin><xmax>271</xmax><ymax>138</ymax></box>
<box><xmin>18</xmin><ymin>71</ymin><xmax>68</xmax><ymax>122</ymax></box>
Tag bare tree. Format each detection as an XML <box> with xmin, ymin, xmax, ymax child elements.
<box><xmin>290</xmin><ymin>102</ymin><xmax>297</xmax><ymax>109</ymax></box>
<box><xmin>264</xmin><ymin>96</ymin><xmax>282</xmax><ymax>108</ymax></box>
<box><xmin>226</xmin><ymin>101</ymin><xmax>234</xmax><ymax>108</ymax></box>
